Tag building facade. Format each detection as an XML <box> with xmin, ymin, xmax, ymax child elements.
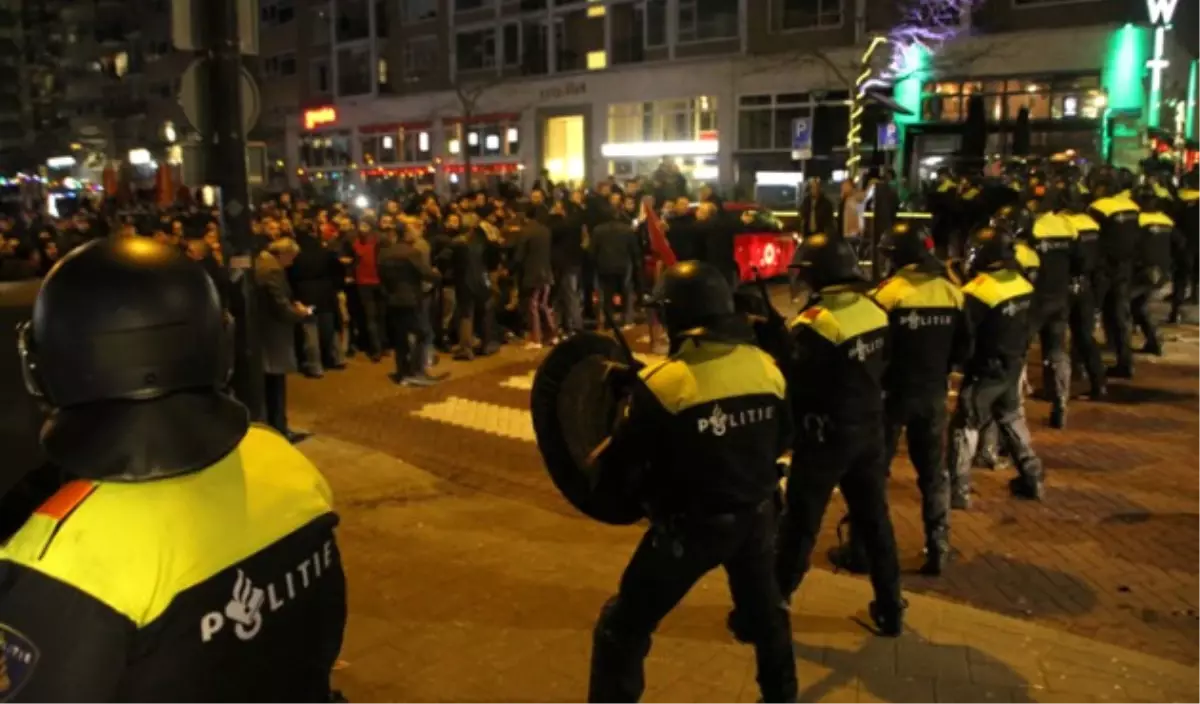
<box><xmin>286</xmin><ymin>0</ymin><xmax>1199</xmax><ymax>197</ymax></box>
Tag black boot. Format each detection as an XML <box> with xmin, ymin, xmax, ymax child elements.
<box><xmin>1009</xmin><ymin>475</ymin><xmax>1044</xmax><ymax>501</ymax></box>
<box><xmin>1138</xmin><ymin>341</ymin><xmax>1163</xmax><ymax>357</ymax></box>
<box><xmin>827</xmin><ymin>516</ymin><xmax>869</xmax><ymax>574</ymax></box>
<box><xmin>919</xmin><ymin>533</ymin><xmax>951</xmax><ymax>576</ymax></box>
<box><xmin>869</xmin><ymin>599</ymin><xmax>906</xmax><ymax>637</ymax></box>
<box><xmin>1087</xmin><ymin>383</ymin><xmax>1108</xmax><ymax>400</ymax></box>
<box><xmin>1049</xmin><ymin>401</ymin><xmax>1067</xmax><ymax>430</ymax></box>
<box><xmin>1106</xmin><ymin>364</ymin><xmax>1133</xmax><ymax>379</ymax></box>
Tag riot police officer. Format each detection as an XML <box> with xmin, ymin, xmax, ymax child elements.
<box><xmin>1168</xmin><ymin>167</ymin><xmax>1198</xmax><ymax>323</ymax></box>
<box><xmin>774</xmin><ymin>235</ymin><xmax>905</xmax><ymax>636</ymax></box>
<box><xmin>0</xmin><ymin>238</ymin><xmax>347</xmax><ymax>702</ymax></box>
<box><xmin>1025</xmin><ymin>183</ymin><xmax>1080</xmax><ymax>428</ymax></box>
<box><xmin>1130</xmin><ymin>185</ymin><xmax>1177</xmax><ymax>356</ymax></box>
<box><xmin>589</xmin><ymin>260</ymin><xmax>797</xmax><ymax>703</ymax></box>
<box><xmin>1062</xmin><ymin>181</ymin><xmax>1107</xmax><ymax>398</ymax></box>
<box><xmin>947</xmin><ymin>226</ymin><xmax>1045</xmax><ymax>507</ymax></box>
<box><xmin>973</xmin><ymin>206</ymin><xmax>1038</xmax><ymax>468</ymax></box>
<box><xmin>870</xmin><ymin>223</ymin><xmax>970</xmax><ymax>575</ymax></box>
<box><xmin>0</xmin><ymin>273</ymin><xmax>45</xmax><ymax>542</ymax></box>
<box><xmin>1089</xmin><ymin>173</ymin><xmax>1141</xmax><ymax>379</ymax></box>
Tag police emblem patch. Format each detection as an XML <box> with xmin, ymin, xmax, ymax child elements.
<box><xmin>0</xmin><ymin>623</ymin><xmax>40</xmax><ymax>701</ymax></box>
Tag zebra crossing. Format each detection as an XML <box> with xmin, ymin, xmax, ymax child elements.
<box><xmin>409</xmin><ymin>352</ymin><xmax>668</xmax><ymax>443</ymax></box>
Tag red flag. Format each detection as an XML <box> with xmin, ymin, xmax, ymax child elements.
<box><xmin>640</xmin><ymin>196</ymin><xmax>677</xmax><ymax>267</ymax></box>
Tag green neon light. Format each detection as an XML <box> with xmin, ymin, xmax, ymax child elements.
<box><xmin>1101</xmin><ymin>24</ymin><xmax>1151</xmax><ymax>160</ymax></box>
<box><xmin>1102</xmin><ymin>24</ymin><xmax>1150</xmax><ymax>114</ymax></box>
<box><xmin>893</xmin><ymin>43</ymin><xmax>929</xmax><ymax>128</ymax></box>
<box><xmin>1187</xmin><ymin>59</ymin><xmax>1197</xmax><ymax>140</ymax></box>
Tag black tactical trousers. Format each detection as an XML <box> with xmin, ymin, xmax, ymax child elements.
<box><xmin>948</xmin><ymin>369</ymin><xmax>1043</xmax><ymax>503</ymax></box>
<box><xmin>1069</xmin><ymin>277</ymin><xmax>1106</xmax><ymax>393</ymax></box>
<box><xmin>884</xmin><ymin>396</ymin><xmax>951</xmax><ymax>552</ymax></box>
<box><xmin>1130</xmin><ymin>284</ymin><xmax>1162</xmax><ymax>352</ymax></box>
<box><xmin>1029</xmin><ymin>296</ymin><xmax>1071</xmax><ymax>407</ymax></box>
<box><xmin>1095</xmin><ymin>263</ymin><xmax>1133</xmax><ymax>371</ymax></box>
<box><xmin>590</xmin><ymin>502</ymin><xmax>796</xmax><ymax>703</ymax></box>
<box><xmin>1171</xmin><ymin>246</ymin><xmax>1197</xmax><ymax>312</ymax></box>
<box><xmin>776</xmin><ymin>423</ymin><xmax>902</xmax><ymax>609</ymax></box>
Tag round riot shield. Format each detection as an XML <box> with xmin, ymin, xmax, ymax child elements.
<box><xmin>530</xmin><ymin>332</ymin><xmax>645</xmax><ymax>525</ymax></box>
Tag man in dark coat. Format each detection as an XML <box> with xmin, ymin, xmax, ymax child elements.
<box><xmin>549</xmin><ymin>200</ymin><xmax>585</xmax><ymax>335</ymax></box>
<box><xmin>289</xmin><ymin>224</ymin><xmax>345</xmax><ymax>377</ymax></box>
<box><xmin>450</xmin><ymin>216</ymin><xmax>497</xmax><ymax>360</ymax></box>
<box><xmin>254</xmin><ymin>237</ymin><xmax>310</xmax><ymax>438</ymax></box>
<box><xmin>513</xmin><ymin>211</ymin><xmax>557</xmax><ymax>346</ymax></box>
<box><xmin>588</xmin><ymin>206</ymin><xmax>642</xmax><ymax>328</ymax></box>
<box><xmin>378</xmin><ymin>226</ymin><xmax>444</xmax><ymax>385</ymax></box>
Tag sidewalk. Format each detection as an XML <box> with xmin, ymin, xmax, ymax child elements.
<box><xmin>309</xmin><ymin>436</ymin><xmax>1200</xmax><ymax>703</ymax></box>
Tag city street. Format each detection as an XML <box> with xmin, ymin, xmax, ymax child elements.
<box><xmin>289</xmin><ymin>301</ymin><xmax>1200</xmax><ymax>702</ymax></box>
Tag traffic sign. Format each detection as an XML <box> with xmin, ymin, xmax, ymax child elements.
<box><xmin>791</xmin><ymin>117</ymin><xmax>813</xmax><ymax>160</ymax></box>
<box><xmin>178</xmin><ymin>59</ymin><xmax>261</xmax><ymax>135</ymax></box>
<box><xmin>171</xmin><ymin>0</ymin><xmax>259</xmax><ymax>54</ymax></box>
<box><xmin>877</xmin><ymin>122</ymin><xmax>898</xmax><ymax>150</ymax></box>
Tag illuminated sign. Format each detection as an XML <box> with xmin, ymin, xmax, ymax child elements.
<box><xmin>1145</xmin><ymin>0</ymin><xmax>1179</xmax><ymax>128</ymax></box>
<box><xmin>304</xmin><ymin>106</ymin><xmax>337</xmax><ymax>130</ymax></box>
<box><xmin>1147</xmin><ymin>0</ymin><xmax>1178</xmax><ymax>24</ymax></box>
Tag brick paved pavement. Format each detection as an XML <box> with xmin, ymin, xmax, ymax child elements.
<box><xmin>290</xmin><ymin>298</ymin><xmax>1199</xmax><ymax>678</ymax></box>
<box><xmin>307</xmin><ymin>434</ymin><xmax>1198</xmax><ymax>702</ymax></box>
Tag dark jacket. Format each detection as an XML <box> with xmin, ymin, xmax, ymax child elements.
<box><xmin>549</xmin><ymin>211</ymin><xmax>584</xmax><ymax>270</ymax></box>
<box><xmin>514</xmin><ymin>220</ymin><xmax>554</xmax><ymax>289</ymax></box>
<box><xmin>254</xmin><ymin>251</ymin><xmax>306</xmax><ymax>375</ymax></box>
<box><xmin>449</xmin><ymin>230</ymin><xmax>491</xmax><ymax>298</ymax></box>
<box><xmin>798</xmin><ymin>193</ymin><xmax>835</xmax><ymax>236</ymax></box>
<box><xmin>288</xmin><ymin>234</ymin><xmax>339</xmax><ymax>313</ymax></box>
<box><xmin>589</xmin><ymin>219</ymin><xmax>641</xmax><ymax>276</ymax></box>
<box><xmin>378</xmin><ymin>238</ymin><xmax>439</xmax><ymax>308</ymax></box>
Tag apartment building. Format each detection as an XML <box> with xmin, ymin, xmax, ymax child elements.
<box><xmin>285</xmin><ymin>0</ymin><xmax>1199</xmax><ymax>196</ymax></box>
<box><xmin>22</xmin><ymin>0</ymin><xmax>306</xmax><ymax>187</ymax></box>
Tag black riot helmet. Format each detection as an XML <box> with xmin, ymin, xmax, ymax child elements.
<box><xmin>792</xmin><ymin>234</ymin><xmax>865</xmax><ymax>291</ymax></box>
<box><xmin>991</xmin><ymin>204</ymin><xmax>1032</xmax><ymax>240</ymax></box>
<box><xmin>18</xmin><ymin>238</ymin><xmax>246</xmax><ymax>480</ymax></box>
<box><xmin>879</xmin><ymin>221</ymin><xmax>936</xmax><ymax>270</ymax></box>
<box><xmin>652</xmin><ymin>260</ymin><xmax>745</xmax><ymax>344</ymax></box>
<box><xmin>967</xmin><ymin>225</ymin><xmax>1017</xmax><ymax>275</ymax></box>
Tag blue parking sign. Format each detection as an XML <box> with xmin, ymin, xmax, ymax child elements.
<box><xmin>878</xmin><ymin>122</ymin><xmax>898</xmax><ymax>150</ymax></box>
<box><xmin>792</xmin><ymin>117</ymin><xmax>812</xmax><ymax>159</ymax></box>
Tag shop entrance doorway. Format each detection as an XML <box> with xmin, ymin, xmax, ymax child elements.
<box><xmin>543</xmin><ymin>114</ymin><xmax>586</xmax><ymax>188</ymax></box>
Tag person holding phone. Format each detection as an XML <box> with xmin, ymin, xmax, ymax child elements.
<box><xmin>255</xmin><ymin>237</ymin><xmax>312</xmax><ymax>440</ymax></box>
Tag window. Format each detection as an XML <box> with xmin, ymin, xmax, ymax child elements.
<box><xmin>645</xmin><ymin>0</ymin><xmax>666</xmax><ymax>47</ymax></box>
<box><xmin>310</xmin><ymin>7</ymin><xmax>331</xmax><ymax>45</ymax></box>
<box><xmin>447</xmin><ymin>120</ymin><xmax>520</xmax><ymax>157</ymax></box>
<box><xmin>503</xmin><ymin>23</ymin><xmax>520</xmax><ymax>66</ymax></box>
<box><xmin>377</xmin><ymin>58</ymin><xmax>388</xmax><ymax>86</ymax></box>
<box><xmin>299</xmin><ymin>131</ymin><xmax>352</xmax><ymax>167</ymax></box>
<box><xmin>778</xmin><ymin>0</ymin><xmax>842</xmax><ymax>31</ymax></box>
<box><xmin>401</xmin><ymin>0</ymin><xmax>438</xmax><ymax>22</ymax></box>
<box><xmin>587</xmin><ymin>50</ymin><xmax>607</xmax><ymax>70</ymax></box>
<box><xmin>403</xmin><ymin>37</ymin><xmax>438</xmax><ymax>81</ymax></box>
<box><xmin>456</xmin><ymin>28</ymin><xmax>496</xmax><ymax>71</ymax></box>
<box><xmin>456</xmin><ymin>0</ymin><xmax>487</xmax><ymax>11</ymax></box>
<box><xmin>401</xmin><ymin>129</ymin><xmax>432</xmax><ymax>161</ymax></box>
<box><xmin>336</xmin><ymin>48</ymin><xmax>372</xmax><ymax>95</ymax></box>
<box><xmin>263</xmin><ymin>53</ymin><xmax>297</xmax><ymax>77</ymax></box>
<box><xmin>920</xmin><ymin>75</ymin><xmax>1102</xmax><ymax>123</ymax></box>
<box><xmin>260</xmin><ymin>0</ymin><xmax>295</xmax><ymax>26</ymax></box>
<box><xmin>607</xmin><ymin>97</ymin><xmax>718</xmax><ymax>144</ymax></box>
<box><xmin>678</xmin><ymin>0</ymin><xmax>738</xmax><ymax>42</ymax></box>
<box><xmin>311</xmin><ymin>58</ymin><xmax>330</xmax><ymax>94</ymax></box>
<box><xmin>336</xmin><ymin>0</ymin><xmax>371</xmax><ymax>42</ymax></box>
<box><xmin>737</xmin><ymin>93</ymin><xmax>829</xmax><ymax>151</ymax></box>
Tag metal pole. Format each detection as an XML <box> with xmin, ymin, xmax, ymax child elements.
<box><xmin>202</xmin><ymin>0</ymin><xmax>264</xmax><ymax>421</ymax></box>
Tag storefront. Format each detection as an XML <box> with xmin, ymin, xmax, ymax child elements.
<box><xmin>891</xmin><ymin>20</ymin><xmax>1195</xmax><ymax>181</ymax></box>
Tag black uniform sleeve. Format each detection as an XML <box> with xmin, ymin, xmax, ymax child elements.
<box><xmin>950</xmin><ymin>306</ymin><xmax>973</xmax><ymax>370</ymax></box>
<box><xmin>0</xmin><ymin>563</ymin><xmax>133</xmax><ymax>702</ymax></box>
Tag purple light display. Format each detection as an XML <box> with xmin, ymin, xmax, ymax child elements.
<box><xmin>859</xmin><ymin>0</ymin><xmax>983</xmax><ymax>96</ymax></box>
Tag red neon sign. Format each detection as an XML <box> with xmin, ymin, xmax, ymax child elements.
<box><xmin>304</xmin><ymin>106</ymin><xmax>337</xmax><ymax>130</ymax></box>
